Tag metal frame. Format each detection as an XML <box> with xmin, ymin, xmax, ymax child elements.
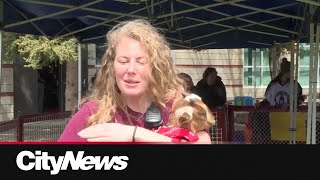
<box><xmin>2</xmin><ymin>0</ymin><xmax>320</xmax><ymax>144</ymax></box>
<box><xmin>0</xmin><ymin>0</ymin><xmax>3</xmax><ymax>83</ymax></box>
<box><xmin>77</xmin><ymin>43</ymin><xmax>82</xmax><ymax>109</ymax></box>
<box><xmin>5</xmin><ymin>0</ymin><xmax>104</xmax><ymax>29</ymax></box>
<box><xmin>5</xmin><ymin>0</ymin><xmax>47</xmax><ymax>36</ymax></box>
<box><xmin>3</xmin><ymin>0</ymin><xmax>308</xmax><ymax>48</ymax></box>
<box><xmin>297</xmin><ymin>0</ymin><xmax>320</xmax><ymax>7</ymax></box>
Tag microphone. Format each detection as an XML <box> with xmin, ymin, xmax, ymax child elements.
<box><xmin>144</xmin><ymin>104</ymin><xmax>163</xmax><ymax>129</ymax></box>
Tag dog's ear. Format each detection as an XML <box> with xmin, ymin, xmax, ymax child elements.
<box><xmin>179</xmin><ymin>112</ymin><xmax>191</xmax><ymax>125</ymax></box>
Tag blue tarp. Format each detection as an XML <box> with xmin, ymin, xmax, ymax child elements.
<box><xmin>2</xmin><ymin>0</ymin><xmax>319</xmax><ymax>49</ymax></box>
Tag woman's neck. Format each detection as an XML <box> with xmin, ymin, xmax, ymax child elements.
<box><xmin>122</xmin><ymin>95</ymin><xmax>152</xmax><ymax>114</ymax></box>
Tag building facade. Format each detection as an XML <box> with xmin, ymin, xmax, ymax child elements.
<box><xmin>0</xmin><ymin>43</ymin><xmax>316</xmax><ymax>122</ymax></box>
<box><xmin>92</xmin><ymin>44</ymin><xmax>316</xmax><ymax>102</ymax></box>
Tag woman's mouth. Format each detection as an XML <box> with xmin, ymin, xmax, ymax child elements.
<box><xmin>124</xmin><ymin>80</ymin><xmax>139</xmax><ymax>84</ymax></box>
<box><xmin>124</xmin><ymin>80</ymin><xmax>140</xmax><ymax>87</ymax></box>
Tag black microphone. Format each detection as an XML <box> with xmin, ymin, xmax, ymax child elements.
<box><xmin>144</xmin><ymin>104</ymin><xmax>163</xmax><ymax>129</ymax></box>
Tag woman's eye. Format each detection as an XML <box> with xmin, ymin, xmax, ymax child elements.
<box><xmin>118</xmin><ymin>59</ymin><xmax>129</xmax><ymax>64</ymax></box>
<box><xmin>137</xmin><ymin>61</ymin><xmax>146</xmax><ymax>64</ymax></box>
<box><xmin>137</xmin><ymin>59</ymin><xmax>147</xmax><ymax>65</ymax></box>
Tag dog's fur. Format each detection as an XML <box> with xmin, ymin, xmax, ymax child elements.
<box><xmin>167</xmin><ymin>92</ymin><xmax>216</xmax><ymax>133</ymax></box>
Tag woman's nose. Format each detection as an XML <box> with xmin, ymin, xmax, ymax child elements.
<box><xmin>127</xmin><ymin>60</ymin><xmax>137</xmax><ymax>73</ymax></box>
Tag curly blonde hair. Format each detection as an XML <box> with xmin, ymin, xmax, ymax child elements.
<box><xmin>83</xmin><ymin>19</ymin><xmax>184</xmax><ymax>126</ymax></box>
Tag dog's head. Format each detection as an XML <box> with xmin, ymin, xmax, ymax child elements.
<box><xmin>168</xmin><ymin>92</ymin><xmax>215</xmax><ymax>133</ymax></box>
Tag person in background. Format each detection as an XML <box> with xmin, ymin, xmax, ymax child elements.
<box><xmin>37</xmin><ymin>70</ymin><xmax>45</xmax><ymax>113</ymax></box>
<box><xmin>193</xmin><ymin>67</ymin><xmax>227</xmax><ymax>109</ymax></box>
<box><xmin>259</xmin><ymin>58</ymin><xmax>304</xmax><ymax>108</ymax></box>
<box><xmin>177</xmin><ymin>72</ymin><xmax>195</xmax><ymax>93</ymax></box>
<box><xmin>88</xmin><ymin>70</ymin><xmax>98</xmax><ymax>93</ymax></box>
<box><xmin>58</xmin><ymin>19</ymin><xmax>212</xmax><ymax>143</ymax></box>
<box><xmin>246</xmin><ymin>58</ymin><xmax>305</xmax><ymax>144</ymax></box>
<box><xmin>45</xmin><ymin>66</ymin><xmax>59</xmax><ymax>112</ymax></box>
<box><xmin>91</xmin><ymin>70</ymin><xmax>98</xmax><ymax>87</ymax></box>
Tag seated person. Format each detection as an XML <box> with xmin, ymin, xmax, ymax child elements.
<box><xmin>259</xmin><ymin>58</ymin><xmax>304</xmax><ymax>108</ymax></box>
<box><xmin>177</xmin><ymin>72</ymin><xmax>195</xmax><ymax>93</ymax></box>
<box><xmin>245</xmin><ymin>58</ymin><xmax>305</xmax><ymax>144</ymax></box>
<box><xmin>193</xmin><ymin>67</ymin><xmax>227</xmax><ymax>109</ymax></box>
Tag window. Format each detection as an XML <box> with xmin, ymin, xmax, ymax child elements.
<box><xmin>95</xmin><ymin>45</ymin><xmax>106</xmax><ymax>69</ymax></box>
<box><xmin>243</xmin><ymin>44</ymin><xmax>319</xmax><ymax>89</ymax></box>
<box><xmin>243</xmin><ymin>48</ymin><xmax>271</xmax><ymax>87</ymax></box>
<box><xmin>299</xmin><ymin>48</ymin><xmax>310</xmax><ymax>87</ymax></box>
<box><xmin>298</xmin><ymin>44</ymin><xmax>320</xmax><ymax>88</ymax></box>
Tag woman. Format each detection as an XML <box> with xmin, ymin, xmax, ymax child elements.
<box><xmin>177</xmin><ymin>72</ymin><xmax>195</xmax><ymax>93</ymax></box>
<box><xmin>58</xmin><ymin>19</ymin><xmax>211</xmax><ymax>143</ymax></box>
<box><xmin>260</xmin><ymin>58</ymin><xmax>304</xmax><ymax>107</ymax></box>
<box><xmin>246</xmin><ymin>58</ymin><xmax>305</xmax><ymax>144</ymax></box>
<box><xmin>194</xmin><ymin>67</ymin><xmax>227</xmax><ymax>109</ymax></box>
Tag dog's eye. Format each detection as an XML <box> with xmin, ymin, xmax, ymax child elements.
<box><xmin>198</xmin><ymin>112</ymin><xmax>206</xmax><ymax>116</ymax></box>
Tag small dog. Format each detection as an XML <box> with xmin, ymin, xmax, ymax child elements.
<box><xmin>168</xmin><ymin>92</ymin><xmax>215</xmax><ymax>133</ymax></box>
<box><xmin>154</xmin><ymin>92</ymin><xmax>216</xmax><ymax>142</ymax></box>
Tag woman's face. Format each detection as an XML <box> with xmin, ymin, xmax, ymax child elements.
<box><xmin>206</xmin><ymin>71</ymin><xmax>217</xmax><ymax>86</ymax></box>
<box><xmin>113</xmin><ymin>36</ymin><xmax>150</xmax><ymax>98</ymax></box>
<box><xmin>281</xmin><ymin>72</ymin><xmax>290</xmax><ymax>82</ymax></box>
<box><xmin>181</xmin><ymin>77</ymin><xmax>193</xmax><ymax>90</ymax></box>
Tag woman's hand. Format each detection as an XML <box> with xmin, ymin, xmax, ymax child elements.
<box><xmin>77</xmin><ymin>123</ymin><xmax>134</xmax><ymax>142</ymax></box>
<box><xmin>77</xmin><ymin>123</ymin><xmax>212</xmax><ymax>143</ymax></box>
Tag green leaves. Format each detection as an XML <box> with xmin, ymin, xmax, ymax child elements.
<box><xmin>2</xmin><ymin>32</ymin><xmax>18</xmax><ymax>64</ymax></box>
<box><xmin>4</xmin><ymin>32</ymin><xmax>79</xmax><ymax>69</ymax></box>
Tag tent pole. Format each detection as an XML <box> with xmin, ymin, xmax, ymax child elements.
<box><xmin>312</xmin><ymin>24</ymin><xmax>319</xmax><ymax>144</ymax></box>
<box><xmin>307</xmin><ymin>22</ymin><xmax>314</xmax><ymax>144</ymax></box>
<box><xmin>78</xmin><ymin>43</ymin><xmax>82</xmax><ymax>109</ymax></box>
<box><xmin>260</xmin><ymin>49</ymin><xmax>263</xmax><ymax>92</ymax></box>
<box><xmin>289</xmin><ymin>40</ymin><xmax>295</xmax><ymax>144</ymax></box>
<box><xmin>253</xmin><ymin>48</ymin><xmax>257</xmax><ymax>101</ymax></box>
<box><xmin>0</xmin><ymin>0</ymin><xmax>3</xmax><ymax>86</ymax></box>
<box><xmin>0</xmin><ymin>31</ymin><xmax>2</xmax><ymax>87</ymax></box>
<box><xmin>293</xmin><ymin>41</ymin><xmax>300</xmax><ymax>144</ymax></box>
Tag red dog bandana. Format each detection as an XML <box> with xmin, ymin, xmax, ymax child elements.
<box><xmin>153</xmin><ymin>126</ymin><xmax>199</xmax><ymax>143</ymax></box>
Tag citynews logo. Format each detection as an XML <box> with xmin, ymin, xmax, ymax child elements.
<box><xmin>16</xmin><ymin>150</ymin><xmax>129</xmax><ymax>175</ymax></box>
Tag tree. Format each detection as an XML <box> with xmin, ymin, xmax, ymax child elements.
<box><xmin>268</xmin><ymin>42</ymin><xmax>307</xmax><ymax>80</ymax></box>
<box><xmin>3</xmin><ymin>32</ymin><xmax>81</xmax><ymax>111</ymax></box>
<box><xmin>2</xmin><ymin>32</ymin><xmax>18</xmax><ymax>64</ymax></box>
<box><xmin>13</xmin><ymin>34</ymin><xmax>78</xmax><ymax>69</ymax></box>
